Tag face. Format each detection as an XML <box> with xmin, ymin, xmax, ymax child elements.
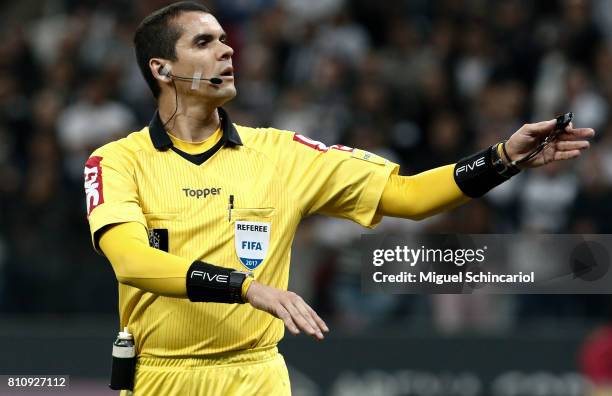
<box><xmin>158</xmin><ymin>12</ymin><xmax>236</xmax><ymax>103</ymax></box>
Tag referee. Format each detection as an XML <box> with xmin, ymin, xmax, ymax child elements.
<box><xmin>84</xmin><ymin>2</ymin><xmax>594</xmax><ymax>395</ymax></box>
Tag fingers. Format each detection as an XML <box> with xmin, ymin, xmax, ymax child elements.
<box><xmin>524</xmin><ymin>119</ymin><xmax>556</xmax><ymax>135</ymax></box>
<box><xmin>281</xmin><ymin>292</ymin><xmax>328</xmax><ymax>340</ymax></box>
<box><xmin>250</xmin><ymin>283</ymin><xmax>328</xmax><ymax>340</ymax></box>
<box><xmin>293</xmin><ymin>298</ymin><xmax>323</xmax><ymax>337</ymax></box>
<box><xmin>277</xmin><ymin>306</ymin><xmax>300</xmax><ymax>335</ymax></box>
<box><xmin>555</xmin><ymin>140</ymin><xmax>590</xmax><ymax>151</ymax></box>
<box><xmin>554</xmin><ymin>149</ymin><xmax>581</xmax><ymax>161</ymax></box>
<box><xmin>282</xmin><ymin>299</ymin><xmax>319</xmax><ymax>339</ymax></box>
<box><xmin>525</xmin><ymin>120</ymin><xmax>596</xmax><ymax>139</ymax></box>
<box><xmin>306</xmin><ymin>305</ymin><xmax>329</xmax><ymax>334</ymax></box>
<box><xmin>557</xmin><ymin>127</ymin><xmax>595</xmax><ymax>141</ymax></box>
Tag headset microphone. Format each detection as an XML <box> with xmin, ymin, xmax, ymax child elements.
<box><xmin>170</xmin><ymin>74</ymin><xmax>223</xmax><ymax>85</ymax></box>
<box><xmin>159</xmin><ymin>64</ymin><xmax>223</xmax><ymax>85</ymax></box>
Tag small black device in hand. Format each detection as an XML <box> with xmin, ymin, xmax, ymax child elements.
<box><xmin>556</xmin><ymin>112</ymin><xmax>574</xmax><ymax>130</ymax></box>
<box><xmin>511</xmin><ymin>112</ymin><xmax>574</xmax><ymax>166</ymax></box>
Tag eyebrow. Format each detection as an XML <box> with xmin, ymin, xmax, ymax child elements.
<box><xmin>191</xmin><ymin>31</ymin><xmax>227</xmax><ymax>45</ymax></box>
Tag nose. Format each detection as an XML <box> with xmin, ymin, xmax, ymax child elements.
<box><xmin>219</xmin><ymin>41</ymin><xmax>234</xmax><ymax>61</ymax></box>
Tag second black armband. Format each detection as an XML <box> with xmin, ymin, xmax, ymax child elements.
<box><xmin>186</xmin><ymin>261</ymin><xmax>246</xmax><ymax>303</ymax></box>
<box><xmin>453</xmin><ymin>145</ymin><xmax>516</xmax><ymax>198</ymax></box>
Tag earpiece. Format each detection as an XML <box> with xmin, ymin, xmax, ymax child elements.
<box><xmin>159</xmin><ymin>64</ymin><xmax>172</xmax><ymax>78</ymax></box>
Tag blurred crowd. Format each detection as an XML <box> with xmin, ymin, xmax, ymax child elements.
<box><xmin>1</xmin><ymin>0</ymin><xmax>612</xmax><ymax>333</ymax></box>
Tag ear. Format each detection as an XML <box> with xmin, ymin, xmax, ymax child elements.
<box><xmin>150</xmin><ymin>58</ymin><xmax>172</xmax><ymax>82</ymax></box>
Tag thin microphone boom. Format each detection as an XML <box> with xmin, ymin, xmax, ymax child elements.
<box><xmin>168</xmin><ymin>73</ymin><xmax>223</xmax><ymax>85</ymax></box>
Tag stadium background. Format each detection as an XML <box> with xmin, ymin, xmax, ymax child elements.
<box><xmin>1</xmin><ymin>0</ymin><xmax>612</xmax><ymax>394</ymax></box>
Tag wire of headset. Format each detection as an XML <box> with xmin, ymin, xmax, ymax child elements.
<box><xmin>161</xmin><ymin>66</ymin><xmax>180</xmax><ymax>132</ymax></box>
<box><xmin>158</xmin><ymin>64</ymin><xmax>224</xmax><ymax>132</ymax></box>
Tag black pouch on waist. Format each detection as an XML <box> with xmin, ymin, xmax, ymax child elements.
<box><xmin>109</xmin><ymin>327</ymin><xmax>136</xmax><ymax>391</ymax></box>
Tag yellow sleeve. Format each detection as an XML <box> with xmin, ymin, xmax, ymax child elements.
<box><xmin>99</xmin><ymin>222</ymin><xmax>254</xmax><ymax>301</ymax></box>
<box><xmin>241</xmin><ymin>277</ymin><xmax>255</xmax><ymax>301</ymax></box>
<box><xmin>274</xmin><ymin>132</ymin><xmax>399</xmax><ymax>228</ymax></box>
<box><xmin>85</xmin><ymin>143</ymin><xmax>146</xmax><ymax>254</ymax></box>
<box><xmin>378</xmin><ymin>164</ymin><xmax>471</xmax><ymax>220</ymax></box>
<box><xmin>99</xmin><ymin>222</ymin><xmax>191</xmax><ymax>297</ymax></box>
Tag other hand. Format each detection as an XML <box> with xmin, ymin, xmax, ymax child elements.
<box><xmin>245</xmin><ymin>281</ymin><xmax>329</xmax><ymax>340</ymax></box>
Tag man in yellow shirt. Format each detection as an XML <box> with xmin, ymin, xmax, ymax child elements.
<box><xmin>84</xmin><ymin>1</ymin><xmax>594</xmax><ymax>395</ymax></box>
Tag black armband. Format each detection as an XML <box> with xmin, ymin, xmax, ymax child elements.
<box><xmin>453</xmin><ymin>144</ymin><xmax>519</xmax><ymax>198</ymax></box>
<box><xmin>186</xmin><ymin>261</ymin><xmax>250</xmax><ymax>303</ymax></box>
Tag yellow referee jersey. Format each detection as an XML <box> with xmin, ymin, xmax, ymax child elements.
<box><xmin>84</xmin><ymin>108</ymin><xmax>399</xmax><ymax>357</ymax></box>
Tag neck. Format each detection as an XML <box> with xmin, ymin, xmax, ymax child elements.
<box><xmin>158</xmin><ymin>93</ymin><xmax>221</xmax><ymax>143</ymax></box>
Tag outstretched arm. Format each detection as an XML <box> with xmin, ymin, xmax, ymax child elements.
<box><xmin>378</xmin><ymin>119</ymin><xmax>594</xmax><ymax>220</ymax></box>
<box><xmin>378</xmin><ymin>166</ymin><xmax>470</xmax><ymax>220</ymax></box>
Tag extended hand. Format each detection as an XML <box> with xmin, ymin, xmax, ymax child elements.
<box><xmin>245</xmin><ymin>281</ymin><xmax>329</xmax><ymax>340</ymax></box>
<box><xmin>504</xmin><ymin>119</ymin><xmax>594</xmax><ymax>168</ymax></box>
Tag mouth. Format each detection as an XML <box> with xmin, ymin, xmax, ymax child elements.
<box><xmin>219</xmin><ymin>67</ymin><xmax>234</xmax><ymax>78</ymax></box>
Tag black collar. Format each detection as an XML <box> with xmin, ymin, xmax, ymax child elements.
<box><xmin>148</xmin><ymin>107</ymin><xmax>242</xmax><ymax>151</ymax></box>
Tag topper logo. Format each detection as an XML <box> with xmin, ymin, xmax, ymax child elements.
<box><xmin>182</xmin><ymin>188</ymin><xmax>221</xmax><ymax>199</ymax></box>
<box><xmin>84</xmin><ymin>156</ymin><xmax>104</xmax><ymax>216</ymax></box>
<box><xmin>293</xmin><ymin>134</ymin><xmax>353</xmax><ymax>153</ymax></box>
<box><xmin>456</xmin><ymin>157</ymin><xmax>486</xmax><ymax>175</ymax></box>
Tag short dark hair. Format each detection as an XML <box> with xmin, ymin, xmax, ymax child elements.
<box><xmin>134</xmin><ymin>1</ymin><xmax>211</xmax><ymax>98</ymax></box>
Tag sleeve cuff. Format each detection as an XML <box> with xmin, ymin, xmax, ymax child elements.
<box><xmin>352</xmin><ymin>161</ymin><xmax>400</xmax><ymax>228</ymax></box>
<box><xmin>241</xmin><ymin>277</ymin><xmax>255</xmax><ymax>302</ymax></box>
<box><xmin>89</xmin><ymin>203</ymin><xmax>147</xmax><ymax>254</ymax></box>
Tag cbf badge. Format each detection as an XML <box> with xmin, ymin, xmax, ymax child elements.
<box><xmin>235</xmin><ymin>221</ymin><xmax>271</xmax><ymax>270</ymax></box>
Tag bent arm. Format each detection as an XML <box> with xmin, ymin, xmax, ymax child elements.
<box><xmin>99</xmin><ymin>222</ymin><xmax>327</xmax><ymax>338</ymax></box>
<box><xmin>99</xmin><ymin>222</ymin><xmax>253</xmax><ymax>298</ymax></box>
<box><xmin>378</xmin><ymin>164</ymin><xmax>471</xmax><ymax>220</ymax></box>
